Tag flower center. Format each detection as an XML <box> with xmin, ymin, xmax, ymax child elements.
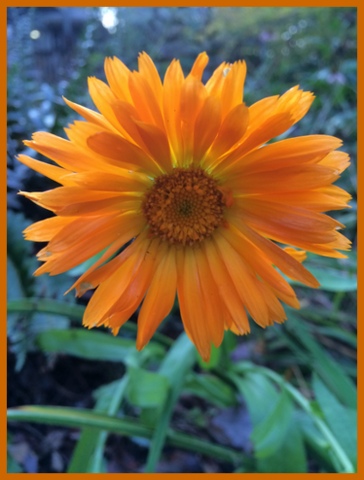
<box><xmin>142</xmin><ymin>168</ymin><xmax>226</xmax><ymax>246</ymax></box>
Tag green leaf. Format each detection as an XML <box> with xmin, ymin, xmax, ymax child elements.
<box><xmin>7</xmin><ymin>452</ymin><xmax>23</xmax><ymax>473</ymax></box>
<box><xmin>296</xmin><ymin>410</ymin><xmax>334</xmax><ymax>470</ymax></box>
<box><xmin>233</xmin><ymin>363</ymin><xmax>355</xmax><ymax>473</ymax></box>
<box><xmin>184</xmin><ymin>373</ymin><xmax>237</xmax><ymax>408</ymax></box>
<box><xmin>289</xmin><ymin>252</ymin><xmax>357</xmax><ymax>292</ymax></box>
<box><xmin>283</xmin><ymin>318</ymin><xmax>357</xmax><ymax>408</ymax></box>
<box><xmin>126</xmin><ymin>367</ymin><xmax>169</xmax><ymax>408</ymax></box>
<box><xmin>7</xmin><ymin>406</ymin><xmax>241</xmax><ymax>465</ymax></box>
<box><xmin>198</xmin><ymin>343</ymin><xmax>221</xmax><ymax>370</ymax></box>
<box><xmin>251</xmin><ymin>389</ymin><xmax>294</xmax><ymax>458</ymax></box>
<box><xmin>7</xmin><ymin>257</ymin><xmax>25</xmax><ymax>300</ymax></box>
<box><xmin>68</xmin><ymin>248</ymin><xmax>109</xmax><ymax>276</ymax></box>
<box><xmin>312</xmin><ymin>374</ymin><xmax>357</xmax><ymax>467</ymax></box>
<box><xmin>231</xmin><ymin>370</ymin><xmax>307</xmax><ymax>472</ymax></box>
<box><xmin>232</xmin><ymin>370</ymin><xmax>279</xmax><ymax>425</ymax></box>
<box><xmin>304</xmin><ymin>266</ymin><xmax>356</xmax><ymax>292</ymax></box>
<box><xmin>8</xmin><ymin>298</ymin><xmax>86</xmax><ymax>320</ymax></box>
<box><xmin>7</xmin><ymin>211</ymin><xmax>36</xmax><ymax>297</ymax></box>
<box><xmin>257</xmin><ymin>418</ymin><xmax>307</xmax><ymax>473</ymax></box>
<box><xmin>36</xmin><ymin>328</ymin><xmax>165</xmax><ymax>363</ymax></box>
<box><xmin>144</xmin><ymin>333</ymin><xmax>197</xmax><ymax>472</ymax></box>
<box><xmin>68</xmin><ymin>376</ymin><xmax>129</xmax><ymax>473</ymax></box>
<box><xmin>8</xmin><ymin>298</ymin><xmax>173</xmax><ymax>347</ymax></box>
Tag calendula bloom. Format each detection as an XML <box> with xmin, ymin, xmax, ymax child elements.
<box><xmin>19</xmin><ymin>52</ymin><xmax>351</xmax><ymax>361</ymax></box>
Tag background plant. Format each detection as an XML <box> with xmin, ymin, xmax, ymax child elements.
<box><xmin>7</xmin><ymin>6</ymin><xmax>356</xmax><ymax>473</ymax></box>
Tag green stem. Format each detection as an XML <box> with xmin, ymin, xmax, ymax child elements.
<box><xmin>7</xmin><ymin>298</ymin><xmax>85</xmax><ymax>319</ymax></box>
<box><xmin>144</xmin><ymin>334</ymin><xmax>197</xmax><ymax>472</ymax></box>
<box><xmin>233</xmin><ymin>364</ymin><xmax>355</xmax><ymax>474</ymax></box>
<box><xmin>7</xmin><ymin>298</ymin><xmax>173</xmax><ymax>347</ymax></box>
<box><xmin>7</xmin><ymin>406</ymin><xmax>241</xmax><ymax>465</ymax></box>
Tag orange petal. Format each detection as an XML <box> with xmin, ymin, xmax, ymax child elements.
<box><xmin>24</xmin><ymin>133</ymin><xmax>90</xmax><ymax>172</ymax></box>
<box><xmin>128</xmin><ymin>71</ymin><xmax>164</xmax><ymax>129</ymax></box>
<box><xmin>283</xmin><ymin>247</ymin><xmax>307</xmax><ymax>263</ymax></box>
<box><xmin>137</xmin><ymin>245</ymin><xmax>177</xmax><ymax>349</ymax></box>
<box><xmin>203</xmin><ymin>239</ymin><xmax>250</xmax><ymax>335</ymax></box>
<box><xmin>35</xmin><ymin>214</ymin><xmax>141</xmax><ymax>276</ymax></box>
<box><xmin>232</xmin><ymin>220</ymin><xmax>319</xmax><ymax>287</ymax></box>
<box><xmin>320</xmin><ymin>150</ymin><xmax>350</xmax><ymax>173</ymax></box>
<box><xmin>193</xmin><ymin>95</ymin><xmax>222</xmax><ymax>163</ymax></box>
<box><xmin>138</xmin><ymin>52</ymin><xmax>163</xmax><ymax>103</ymax></box>
<box><xmin>17</xmin><ymin>154</ymin><xmax>74</xmax><ymax>185</ymax></box>
<box><xmin>213</xmin><ymin>234</ymin><xmax>271</xmax><ymax>328</ymax></box>
<box><xmin>207</xmin><ymin>103</ymin><xmax>249</xmax><ymax>163</ymax></box>
<box><xmin>238</xmin><ymin>198</ymin><xmax>342</xmax><ymax>245</ymax></box>
<box><xmin>133</xmin><ymin>120</ymin><xmax>172</xmax><ymax>172</ymax></box>
<box><xmin>99</xmin><ymin>240</ymin><xmax>161</xmax><ymax>333</ymax></box>
<box><xmin>188</xmin><ymin>52</ymin><xmax>209</xmax><ymax>80</ymax></box>
<box><xmin>63</xmin><ymin>96</ymin><xmax>115</xmax><ymax>131</ymax></box>
<box><xmin>222</xmin><ymin>135</ymin><xmax>343</xmax><ymax>177</ymax></box>
<box><xmin>82</xmin><ymin>236</ymin><xmax>153</xmax><ymax>328</ymax></box>
<box><xmin>179</xmin><ymin>77</ymin><xmax>207</xmax><ymax>162</ymax></box>
<box><xmin>215</xmin><ymin>111</ymin><xmax>294</xmax><ymax>174</ymax></box>
<box><xmin>220</xmin><ymin>223</ymin><xmax>297</xmax><ymax>299</ymax></box>
<box><xmin>230</xmin><ymin>164</ymin><xmax>339</xmax><ymax>194</ymax></box>
<box><xmin>87</xmin><ymin>76</ymin><xmax>125</xmax><ymax>134</ymax></box>
<box><xmin>205</xmin><ymin>61</ymin><xmax>229</xmax><ymax>99</ymax></box>
<box><xmin>194</xmin><ymin>248</ymin><xmax>225</xmax><ymax>347</ymax></box>
<box><xmin>104</xmin><ymin>56</ymin><xmax>132</xmax><ymax>103</ymax></box>
<box><xmin>70</xmin><ymin>226</ymin><xmax>148</xmax><ymax>295</ymax></box>
<box><xmin>23</xmin><ymin>215</ymin><xmax>70</xmax><ymax>242</ymax></box>
<box><xmin>68</xmin><ymin>170</ymin><xmax>150</xmax><ymax>192</ymax></box>
<box><xmin>20</xmin><ymin>187</ymin><xmax>135</xmax><ymax>215</ymax></box>
<box><xmin>163</xmin><ymin>59</ymin><xmax>184</xmax><ymax>162</ymax></box>
<box><xmin>220</xmin><ymin>60</ymin><xmax>247</xmax><ymax>118</ymax></box>
<box><xmin>176</xmin><ymin>248</ymin><xmax>212</xmax><ymax>361</ymax></box>
<box><xmin>86</xmin><ymin>129</ymin><xmax>162</xmax><ymax>175</ymax></box>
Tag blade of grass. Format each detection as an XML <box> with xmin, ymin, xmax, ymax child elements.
<box><xmin>7</xmin><ymin>298</ymin><xmax>85</xmax><ymax>319</ymax></box>
<box><xmin>36</xmin><ymin>328</ymin><xmax>165</xmax><ymax>363</ymax></box>
<box><xmin>7</xmin><ymin>298</ymin><xmax>173</xmax><ymax>347</ymax></box>
<box><xmin>312</xmin><ymin>374</ymin><xmax>357</xmax><ymax>467</ymax></box>
<box><xmin>68</xmin><ymin>375</ymin><xmax>129</xmax><ymax>473</ymax></box>
<box><xmin>7</xmin><ymin>406</ymin><xmax>241</xmax><ymax>465</ymax></box>
<box><xmin>284</xmin><ymin>318</ymin><xmax>357</xmax><ymax>408</ymax></box>
<box><xmin>143</xmin><ymin>332</ymin><xmax>197</xmax><ymax>472</ymax></box>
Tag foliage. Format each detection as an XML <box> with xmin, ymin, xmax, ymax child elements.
<box><xmin>7</xmin><ymin>6</ymin><xmax>356</xmax><ymax>473</ymax></box>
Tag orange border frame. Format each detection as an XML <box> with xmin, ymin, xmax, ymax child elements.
<box><xmin>3</xmin><ymin>1</ymin><xmax>360</xmax><ymax>479</ymax></box>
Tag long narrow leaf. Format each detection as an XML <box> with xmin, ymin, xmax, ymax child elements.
<box><xmin>7</xmin><ymin>406</ymin><xmax>241</xmax><ymax>465</ymax></box>
<box><xmin>36</xmin><ymin>328</ymin><xmax>165</xmax><ymax>363</ymax></box>
<box><xmin>313</xmin><ymin>374</ymin><xmax>357</xmax><ymax>468</ymax></box>
<box><xmin>144</xmin><ymin>333</ymin><xmax>197</xmax><ymax>472</ymax></box>
<box><xmin>68</xmin><ymin>376</ymin><xmax>129</xmax><ymax>473</ymax></box>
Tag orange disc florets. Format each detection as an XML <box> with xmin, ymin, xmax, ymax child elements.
<box><xmin>142</xmin><ymin>168</ymin><xmax>227</xmax><ymax>246</ymax></box>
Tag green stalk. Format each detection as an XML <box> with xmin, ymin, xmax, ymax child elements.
<box><xmin>7</xmin><ymin>298</ymin><xmax>172</xmax><ymax>346</ymax></box>
<box><xmin>144</xmin><ymin>333</ymin><xmax>197</xmax><ymax>472</ymax></box>
<box><xmin>7</xmin><ymin>406</ymin><xmax>241</xmax><ymax>465</ymax></box>
<box><xmin>7</xmin><ymin>298</ymin><xmax>85</xmax><ymax>319</ymax></box>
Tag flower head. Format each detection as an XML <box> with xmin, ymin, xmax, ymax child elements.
<box><xmin>19</xmin><ymin>52</ymin><xmax>351</xmax><ymax>361</ymax></box>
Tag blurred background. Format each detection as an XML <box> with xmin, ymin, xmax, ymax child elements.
<box><xmin>7</xmin><ymin>7</ymin><xmax>357</xmax><ymax>474</ymax></box>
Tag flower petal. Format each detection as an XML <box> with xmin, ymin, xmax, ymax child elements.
<box><xmin>137</xmin><ymin>245</ymin><xmax>177</xmax><ymax>349</ymax></box>
<box><xmin>82</xmin><ymin>236</ymin><xmax>154</xmax><ymax>328</ymax></box>
<box><xmin>231</xmin><ymin>219</ymin><xmax>320</xmax><ymax>287</ymax></box>
<box><xmin>176</xmin><ymin>248</ymin><xmax>212</xmax><ymax>361</ymax></box>
<box><xmin>17</xmin><ymin>154</ymin><xmax>74</xmax><ymax>186</ymax></box>
<box><xmin>104</xmin><ymin>56</ymin><xmax>132</xmax><ymax>103</ymax></box>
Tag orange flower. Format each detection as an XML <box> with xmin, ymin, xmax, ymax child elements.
<box><xmin>19</xmin><ymin>52</ymin><xmax>351</xmax><ymax>361</ymax></box>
